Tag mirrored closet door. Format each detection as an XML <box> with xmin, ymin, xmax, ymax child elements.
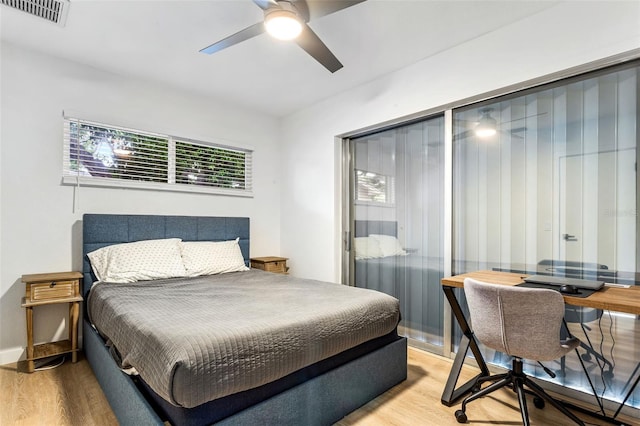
<box><xmin>344</xmin><ymin>116</ymin><xmax>446</xmax><ymax>352</ymax></box>
<box><xmin>453</xmin><ymin>61</ymin><xmax>640</xmax><ymax>409</ymax></box>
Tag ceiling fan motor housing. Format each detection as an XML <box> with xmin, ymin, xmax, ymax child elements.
<box><xmin>264</xmin><ymin>2</ymin><xmax>304</xmax><ymax>40</ymax></box>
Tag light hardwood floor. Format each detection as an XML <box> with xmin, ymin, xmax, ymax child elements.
<box><xmin>1</xmin><ymin>348</ymin><xmax>635</xmax><ymax>425</ymax></box>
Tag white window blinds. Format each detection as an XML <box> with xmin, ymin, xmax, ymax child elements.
<box><xmin>355</xmin><ymin>170</ymin><xmax>395</xmax><ymax>205</ymax></box>
<box><xmin>62</xmin><ymin>117</ymin><xmax>253</xmax><ymax>196</ymax></box>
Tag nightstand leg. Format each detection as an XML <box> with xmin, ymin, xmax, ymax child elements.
<box><xmin>69</xmin><ymin>302</ymin><xmax>79</xmax><ymax>363</ymax></box>
<box><xmin>25</xmin><ymin>307</ymin><xmax>34</xmax><ymax>373</ymax></box>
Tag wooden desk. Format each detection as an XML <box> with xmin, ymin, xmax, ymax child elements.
<box><xmin>442</xmin><ymin>270</ymin><xmax>640</xmax><ymax>315</ymax></box>
<box><xmin>441</xmin><ymin>270</ymin><xmax>640</xmax><ymax>424</ymax></box>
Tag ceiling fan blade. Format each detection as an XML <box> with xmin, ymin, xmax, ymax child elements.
<box><xmin>454</xmin><ymin>130</ymin><xmax>475</xmax><ymax>140</ymax></box>
<box><xmin>501</xmin><ymin>130</ymin><xmax>525</xmax><ymax>139</ymax></box>
<box><xmin>295</xmin><ymin>24</ymin><xmax>342</xmax><ymax>73</ymax></box>
<box><xmin>253</xmin><ymin>0</ymin><xmax>279</xmax><ymax>11</ymax></box>
<box><xmin>200</xmin><ymin>22</ymin><xmax>266</xmax><ymax>55</ymax></box>
<box><xmin>502</xmin><ymin>111</ymin><xmax>548</xmax><ymax>124</ymax></box>
<box><xmin>306</xmin><ymin>0</ymin><xmax>367</xmax><ymax>20</ymax></box>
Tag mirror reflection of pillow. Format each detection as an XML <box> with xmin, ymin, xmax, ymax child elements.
<box><xmin>369</xmin><ymin>234</ymin><xmax>407</xmax><ymax>257</ymax></box>
<box><xmin>354</xmin><ymin>237</ymin><xmax>384</xmax><ymax>260</ymax></box>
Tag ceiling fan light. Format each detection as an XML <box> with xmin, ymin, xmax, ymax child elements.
<box><xmin>475</xmin><ymin>115</ymin><xmax>497</xmax><ymax>138</ymax></box>
<box><xmin>265</xmin><ymin>9</ymin><xmax>303</xmax><ymax>40</ymax></box>
<box><xmin>475</xmin><ymin>126</ymin><xmax>497</xmax><ymax>138</ymax></box>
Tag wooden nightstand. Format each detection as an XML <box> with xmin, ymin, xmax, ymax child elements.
<box><xmin>250</xmin><ymin>257</ymin><xmax>289</xmax><ymax>274</ymax></box>
<box><xmin>21</xmin><ymin>271</ymin><xmax>83</xmax><ymax>373</ymax></box>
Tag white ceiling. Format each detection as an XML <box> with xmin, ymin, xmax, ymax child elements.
<box><xmin>0</xmin><ymin>0</ymin><xmax>559</xmax><ymax>117</ymax></box>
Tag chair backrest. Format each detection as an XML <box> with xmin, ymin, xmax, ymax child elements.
<box><xmin>464</xmin><ymin>278</ymin><xmax>571</xmax><ymax>361</ymax></box>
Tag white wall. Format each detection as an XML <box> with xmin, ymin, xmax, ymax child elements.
<box><xmin>280</xmin><ymin>1</ymin><xmax>640</xmax><ymax>283</ymax></box>
<box><xmin>0</xmin><ymin>43</ymin><xmax>282</xmax><ymax>364</ymax></box>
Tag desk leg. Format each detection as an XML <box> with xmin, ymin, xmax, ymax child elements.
<box><xmin>69</xmin><ymin>302</ymin><xmax>79</xmax><ymax>363</ymax></box>
<box><xmin>613</xmin><ymin>361</ymin><xmax>640</xmax><ymax>419</ymax></box>
<box><xmin>25</xmin><ymin>306</ymin><xmax>34</xmax><ymax>373</ymax></box>
<box><xmin>441</xmin><ymin>286</ymin><xmax>491</xmax><ymax>406</ymax></box>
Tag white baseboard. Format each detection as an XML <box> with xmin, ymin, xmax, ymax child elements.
<box><xmin>0</xmin><ymin>347</ymin><xmax>25</xmax><ymax>366</ymax></box>
<box><xmin>0</xmin><ymin>336</ymin><xmax>84</xmax><ymax>366</ymax></box>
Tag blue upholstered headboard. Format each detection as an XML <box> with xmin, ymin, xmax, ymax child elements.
<box><xmin>82</xmin><ymin>214</ymin><xmax>250</xmax><ymax>300</ymax></box>
<box><xmin>354</xmin><ymin>220</ymin><xmax>397</xmax><ymax>238</ymax></box>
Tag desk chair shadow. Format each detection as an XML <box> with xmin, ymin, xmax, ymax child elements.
<box><xmin>454</xmin><ymin>278</ymin><xmax>584</xmax><ymax>425</ymax></box>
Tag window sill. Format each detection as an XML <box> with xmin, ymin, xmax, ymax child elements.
<box><xmin>61</xmin><ymin>176</ymin><xmax>253</xmax><ymax>198</ymax></box>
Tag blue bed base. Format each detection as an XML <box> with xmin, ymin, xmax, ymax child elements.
<box><xmin>82</xmin><ymin>214</ymin><xmax>407</xmax><ymax>425</ymax></box>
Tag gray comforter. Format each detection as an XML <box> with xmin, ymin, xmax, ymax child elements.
<box><xmin>87</xmin><ymin>269</ymin><xmax>400</xmax><ymax>408</ymax></box>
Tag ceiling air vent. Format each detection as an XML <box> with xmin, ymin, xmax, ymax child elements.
<box><xmin>1</xmin><ymin>0</ymin><xmax>70</xmax><ymax>26</ymax></box>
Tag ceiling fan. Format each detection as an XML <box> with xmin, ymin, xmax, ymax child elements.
<box><xmin>455</xmin><ymin>108</ymin><xmax>547</xmax><ymax>140</ymax></box>
<box><xmin>199</xmin><ymin>0</ymin><xmax>366</xmax><ymax>73</ymax></box>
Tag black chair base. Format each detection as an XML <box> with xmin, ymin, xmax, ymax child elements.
<box><xmin>455</xmin><ymin>358</ymin><xmax>585</xmax><ymax>426</ymax></box>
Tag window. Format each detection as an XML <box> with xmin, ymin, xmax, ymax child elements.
<box><xmin>63</xmin><ymin>118</ymin><xmax>253</xmax><ymax>196</ymax></box>
<box><xmin>355</xmin><ymin>169</ymin><xmax>395</xmax><ymax>204</ymax></box>
<box><xmin>175</xmin><ymin>140</ymin><xmax>248</xmax><ymax>189</ymax></box>
<box><xmin>353</xmin><ymin>135</ymin><xmax>397</xmax><ymax>206</ymax></box>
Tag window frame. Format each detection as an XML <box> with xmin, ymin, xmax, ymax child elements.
<box><xmin>62</xmin><ymin>117</ymin><xmax>253</xmax><ymax>197</ymax></box>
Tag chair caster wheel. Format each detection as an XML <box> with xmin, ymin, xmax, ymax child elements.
<box><xmin>581</xmin><ymin>353</ymin><xmax>592</xmax><ymax>362</ymax></box>
<box><xmin>533</xmin><ymin>396</ymin><xmax>545</xmax><ymax>409</ymax></box>
<box><xmin>455</xmin><ymin>410</ymin><xmax>468</xmax><ymax>423</ymax></box>
<box><xmin>602</xmin><ymin>370</ymin><xmax>614</xmax><ymax>380</ymax></box>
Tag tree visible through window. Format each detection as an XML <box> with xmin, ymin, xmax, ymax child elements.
<box><xmin>175</xmin><ymin>141</ymin><xmax>247</xmax><ymax>189</ymax></box>
<box><xmin>68</xmin><ymin>121</ymin><xmax>169</xmax><ymax>182</ymax></box>
<box><xmin>63</xmin><ymin>118</ymin><xmax>252</xmax><ymax>195</ymax></box>
<box><xmin>355</xmin><ymin>169</ymin><xmax>394</xmax><ymax>204</ymax></box>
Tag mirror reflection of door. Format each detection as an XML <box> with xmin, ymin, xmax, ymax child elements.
<box><xmin>558</xmin><ymin>148</ymin><xmax>636</xmax><ymax>272</ymax></box>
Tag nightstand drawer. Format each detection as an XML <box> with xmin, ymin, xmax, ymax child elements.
<box><xmin>30</xmin><ymin>280</ymin><xmax>77</xmax><ymax>301</ymax></box>
<box><xmin>263</xmin><ymin>261</ymin><xmax>286</xmax><ymax>273</ymax></box>
<box><xmin>250</xmin><ymin>256</ymin><xmax>289</xmax><ymax>274</ymax></box>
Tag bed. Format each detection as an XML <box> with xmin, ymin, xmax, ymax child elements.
<box><xmin>82</xmin><ymin>214</ymin><xmax>407</xmax><ymax>426</ymax></box>
<box><xmin>353</xmin><ymin>220</ymin><xmax>443</xmax><ymax>336</ymax></box>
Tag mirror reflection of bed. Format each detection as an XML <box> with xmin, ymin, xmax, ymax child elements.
<box><xmin>353</xmin><ymin>220</ymin><xmax>443</xmax><ymax>343</ymax></box>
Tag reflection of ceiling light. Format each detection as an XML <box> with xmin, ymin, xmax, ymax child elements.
<box><xmin>475</xmin><ymin>110</ymin><xmax>497</xmax><ymax>138</ymax></box>
<box><xmin>264</xmin><ymin>5</ymin><xmax>303</xmax><ymax>40</ymax></box>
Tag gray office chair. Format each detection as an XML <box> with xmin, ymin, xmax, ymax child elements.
<box><xmin>455</xmin><ymin>278</ymin><xmax>584</xmax><ymax>425</ymax></box>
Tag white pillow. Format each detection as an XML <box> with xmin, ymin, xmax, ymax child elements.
<box><xmin>180</xmin><ymin>238</ymin><xmax>249</xmax><ymax>277</ymax></box>
<box><xmin>354</xmin><ymin>236</ymin><xmax>384</xmax><ymax>260</ymax></box>
<box><xmin>369</xmin><ymin>234</ymin><xmax>407</xmax><ymax>257</ymax></box>
<box><xmin>87</xmin><ymin>238</ymin><xmax>187</xmax><ymax>283</ymax></box>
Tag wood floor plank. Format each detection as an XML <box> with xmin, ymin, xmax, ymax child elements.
<box><xmin>338</xmin><ymin>347</ymin><xmax>638</xmax><ymax>426</ymax></box>
<box><xmin>0</xmin><ymin>349</ymin><xmax>636</xmax><ymax>425</ymax></box>
<box><xmin>0</xmin><ymin>355</ymin><xmax>117</xmax><ymax>426</ymax></box>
